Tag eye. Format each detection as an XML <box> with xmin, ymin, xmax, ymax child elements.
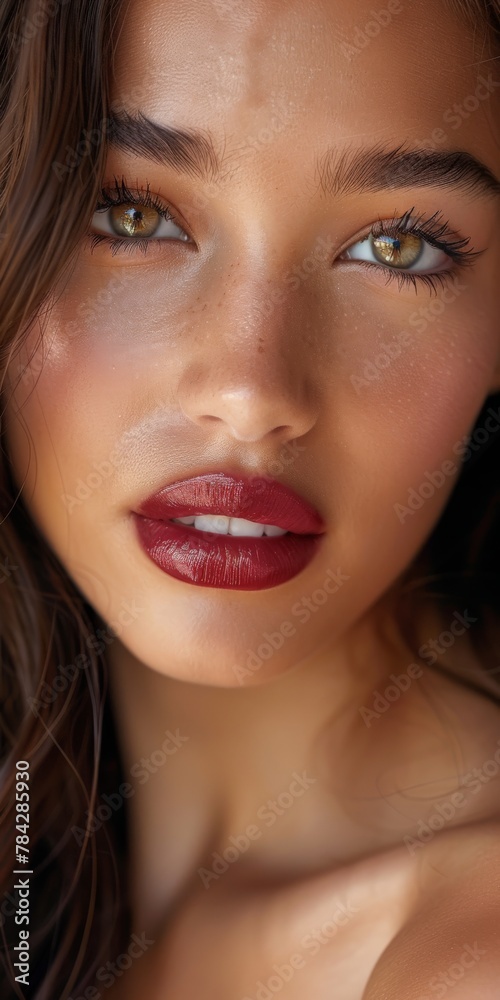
<box><xmin>341</xmin><ymin>229</ymin><xmax>449</xmax><ymax>273</ymax></box>
<box><xmin>337</xmin><ymin>208</ymin><xmax>482</xmax><ymax>293</ymax></box>
<box><xmin>90</xmin><ymin>202</ymin><xmax>191</xmax><ymax>242</ymax></box>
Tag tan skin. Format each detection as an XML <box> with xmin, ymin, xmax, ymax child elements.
<box><xmin>4</xmin><ymin>0</ymin><xmax>500</xmax><ymax>996</ymax></box>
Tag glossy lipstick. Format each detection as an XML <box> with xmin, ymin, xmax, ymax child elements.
<box><xmin>132</xmin><ymin>472</ymin><xmax>326</xmax><ymax>590</ymax></box>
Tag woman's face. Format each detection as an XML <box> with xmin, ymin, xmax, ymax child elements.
<box><xmin>4</xmin><ymin>0</ymin><xmax>500</xmax><ymax>686</ymax></box>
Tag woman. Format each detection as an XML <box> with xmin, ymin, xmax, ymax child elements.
<box><xmin>1</xmin><ymin>0</ymin><xmax>500</xmax><ymax>996</ymax></box>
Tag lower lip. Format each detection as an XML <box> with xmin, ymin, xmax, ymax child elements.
<box><xmin>132</xmin><ymin>515</ymin><xmax>324</xmax><ymax>590</ymax></box>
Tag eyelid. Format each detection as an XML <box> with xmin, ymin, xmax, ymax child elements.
<box><xmin>339</xmin><ymin>207</ymin><xmax>480</xmax><ymax>265</ymax></box>
<box><xmin>92</xmin><ymin>178</ymin><xmax>195</xmax><ymax>242</ymax></box>
<box><xmin>333</xmin><ymin>207</ymin><xmax>482</xmax><ymax>295</ymax></box>
<box><xmin>90</xmin><ymin>207</ymin><xmax>191</xmax><ymax>242</ymax></box>
<box><xmin>342</xmin><ymin>233</ymin><xmax>449</xmax><ymax>273</ymax></box>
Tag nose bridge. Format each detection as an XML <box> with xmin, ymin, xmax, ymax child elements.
<box><xmin>220</xmin><ymin>257</ymin><xmax>299</xmax><ymax>357</ymax></box>
<box><xmin>177</xmin><ymin>242</ymin><xmax>322</xmax><ymax>443</ymax></box>
<box><xmin>207</xmin><ymin>136</ymin><xmax>327</xmax><ymax>353</ymax></box>
<box><xmin>210</xmin><ymin>207</ymin><xmax>330</xmax><ymax>357</ymax></box>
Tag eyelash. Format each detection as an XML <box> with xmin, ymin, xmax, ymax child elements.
<box><xmin>88</xmin><ymin>178</ymin><xmax>185</xmax><ymax>257</ymax></box>
<box><xmin>353</xmin><ymin>206</ymin><xmax>483</xmax><ymax>293</ymax></box>
<box><xmin>87</xmin><ymin>179</ymin><xmax>483</xmax><ymax>294</ymax></box>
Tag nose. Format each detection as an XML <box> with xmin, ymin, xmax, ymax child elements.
<box><xmin>177</xmin><ymin>270</ymin><xmax>320</xmax><ymax>445</ymax></box>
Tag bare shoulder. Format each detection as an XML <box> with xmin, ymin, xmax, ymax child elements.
<box><xmin>362</xmin><ymin>819</ymin><xmax>500</xmax><ymax>1000</ymax></box>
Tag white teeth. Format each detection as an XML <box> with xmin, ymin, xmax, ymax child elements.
<box><xmin>171</xmin><ymin>514</ymin><xmax>288</xmax><ymax>537</ymax></box>
<box><xmin>227</xmin><ymin>517</ymin><xmax>264</xmax><ymax>537</ymax></box>
<box><xmin>262</xmin><ymin>524</ymin><xmax>288</xmax><ymax>536</ymax></box>
<box><xmin>193</xmin><ymin>514</ymin><xmax>231</xmax><ymax>534</ymax></box>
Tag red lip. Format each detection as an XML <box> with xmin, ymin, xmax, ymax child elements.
<box><xmin>132</xmin><ymin>472</ymin><xmax>326</xmax><ymax>590</ymax></box>
<box><xmin>135</xmin><ymin>472</ymin><xmax>325</xmax><ymax>533</ymax></box>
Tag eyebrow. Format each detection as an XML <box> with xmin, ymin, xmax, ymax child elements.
<box><xmin>107</xmin><ymin>108</ymin><xmax>221</xmax><ymax>182</ymax></box>
<box><xmin>315</xmin><ymin>140</ymin><xmax>500</xmax><ymax>200</ymax></box>
<box><xmin>107</xmin><ymin>110</ymin><xmax>500</xmax><ymax>200</ymax></box>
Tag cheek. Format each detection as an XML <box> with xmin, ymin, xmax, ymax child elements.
<box><xmin>329</xmin><ymin>279</ymin><xmax>498</xmax><ymax>555</ymax></box>
<box><xmin>3</xmin><ymin>263</ymin><xmax>179</xmax><ymax>505</ymax></box>
<box><xmin>2</xmin><ymin>313</ymin><xmax>134</xmax><ymax>554</ymax></box>
<box><xmin>2</xmin><ymin>285</ymin><xmax>197</xmax><ymax>620</ymax></box>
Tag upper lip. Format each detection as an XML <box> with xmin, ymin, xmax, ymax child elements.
<box><xmin>134</xmin><ymin>471</ymin><xmax>326</xmax><ymax>535</ymax></box>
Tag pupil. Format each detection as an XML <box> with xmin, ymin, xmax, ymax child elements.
<box><xmin>372</xmin><ymin>232</ymin><xmax>422</xmax><ymax>268</ymax></box>
<box><xmin>123</xmin><ymin>207</ymin><xmax>143</xmax><ymax>235</ymax></box>
<box><xmin>111</xmin><ymin>203</ymin><xmax>159</xmax><ymax>237</ymax></box>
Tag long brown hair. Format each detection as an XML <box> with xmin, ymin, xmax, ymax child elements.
<box><xmin>0</xmin><ymin>1</ymin><xmax>499</xmax><ymax>997</ymax></box>
<box><xmin>0</xmin><ymin>2</ymin><xmax>129</xmax><ymax>998</ymax></box>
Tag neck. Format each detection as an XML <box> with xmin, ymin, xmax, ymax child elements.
<box><xmin>105</xmin><ymin>596</ymin><xmax>441</xmax><ymax>932</ymax></box>
<box><xmin>106</xmin><ymin>598</ymin><xmax>409</xmax><ymax>822</ymax></box>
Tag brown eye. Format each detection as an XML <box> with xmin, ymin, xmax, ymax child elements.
<box><xmin>90</xmin><ymin>197</ymin><xmax>192</xmax><ymax>245</ymax></box>
<box><xmin>109</xmin><ymin>203</ymin><xmax>161</xmax><ymax>238</ymax></box>
<box><xmin>371</xmin><ymin>232</ymin><xmax>423</xmax><ymax>268</ymax></box>
<box><xmin>341</xmin><ymin>213</ymin><xmax>470</xmax><ymax>281</ymax></box>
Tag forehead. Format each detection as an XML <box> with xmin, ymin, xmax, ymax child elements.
<box><xmin>111</xmin><ymin>0</ymin><xmax>496</xmax><ymax>170</ymax></box>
